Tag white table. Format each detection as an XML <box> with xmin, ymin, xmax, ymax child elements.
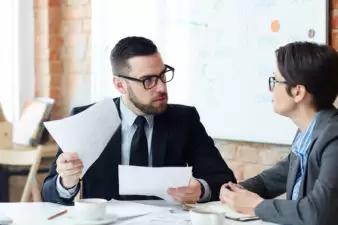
<box><xmin>0</xmin><ymin>201</ymin><xmax>278</xmax><ymax>225</ymax></box>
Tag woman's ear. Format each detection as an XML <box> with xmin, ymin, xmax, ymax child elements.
<box><xmin>292</xmin><ymin>85</ymin><xmax>307</xmax><ymax>103</ymax></box>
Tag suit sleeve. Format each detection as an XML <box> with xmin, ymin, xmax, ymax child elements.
<box><xmin>41</xmin><ymin>108</ymin><xmax>81</xmax><ymax>205</ymax></box>
<box><xmin>240</xmin><ymin>154</ymin><xmax>289</xmax><ymax>199</ymax></box>
<box><xmin>187</xmin><ymin>107</ymin><xmax>236</xmax><ymax>201</ymax></box>
<box><xmin>254</xmin><ymin>138</ymin><xmax>338</xmax><ymax>225</ymax></box>
<box><xmin>240</xmin><ymin>131</ymin><xmax>300</xmax><ymax>199</ymax></box>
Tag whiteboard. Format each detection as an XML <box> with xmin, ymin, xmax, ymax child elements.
<box><xmin>92</xmin><ymin>0</ymin><xmax>329</xmax><ymax>145</ymax></box>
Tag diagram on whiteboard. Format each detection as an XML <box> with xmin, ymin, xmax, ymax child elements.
<box><xmin>92</xmin><ymin>0</ymin><xmax>328</xmax><ymax>145</ymax></box>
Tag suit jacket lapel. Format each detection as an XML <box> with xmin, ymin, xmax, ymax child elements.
<box><xmin>297</xmin><ymin>138</ymin><xmax>317</xmax><ymax>198</ymax></box>
<box><xmin>107</xmin><ymin>125</ymin><xmax>122</xmax><ymax>165</ymax></box>
<box><xmin>287</xmin><ymin>153</ymin><xmax>300</xmax><ymax>200</ymax></box>
<box><xmin>151</xmin><ymin>113</ymin><xmax>168</xmax><ymax>167</ymax></box>
<box><xmin>108</xmin><ymin>97</ymin><xmax>122</xmax><ymax>165</ymax></box>
<box><xmin>113</xmin><ymin>98</ymin><xmax>122</xmax><ymax>118</ymax></box>
<box><xmin>287</xmin><ymin>128</ymin><xmax>319</xmax><ymax>199</ymax></box>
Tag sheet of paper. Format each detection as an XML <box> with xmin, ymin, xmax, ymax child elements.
<box><xmin>118</xmin><ymin>211</ymin><xmax>190</xmax><ymax>225</ymax></box>
<box><xmin>44</xmin><ymin>98</ymin><xmax>121</xmax><ymax>177</ymax></box>
<box><xmin>107</xmin><ymin>200</ymin><xmax>190</xmax><ymax>225</ymax></box>
<box><xmin>107</xmin><ymin>199</ymin><xmax>168</xmax><ymax>219</ymax></box>
<box><xmin>118</xmin><ymin>165</ymin><xmax>192</xmax><ymax>201</ymax></box>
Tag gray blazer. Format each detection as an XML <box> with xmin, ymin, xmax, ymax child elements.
<box><xmin>241</xmin><ymin>108</ymin><xmax>338</xmax><ymax>225</ymax></box>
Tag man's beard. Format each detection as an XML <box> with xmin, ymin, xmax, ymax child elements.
<box><xmin>128</xmin><ymin>86</ymin><xmax>168</xmax><ymax>115</ymax></box>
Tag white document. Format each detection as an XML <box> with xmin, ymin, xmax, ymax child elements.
<box><xmin>107</xmin><ymin>199</ymin><xmax>167</xmax><ymax>219</ymax></box>
<box><xmin>117</xmin><ymin>211</ymin><xmax>190</xmax><ymax>225</ymax></box>
<box><xmin>44</xmin><ymin>98</ymin><xmax>121</xmax><ymax>177</ymax></box>
<box><xmin>118</xmin><ymin>165</ymin><xmax>192</xmax><ymax>201</ymax></box>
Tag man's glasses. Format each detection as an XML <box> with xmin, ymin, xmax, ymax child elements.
<box><xmin>268</xmin><ymin>76</ymin><xmax>288</xmax><ymax>91</ymax></box>
<box><xmin>117</xmin><ymin>64</ymin><xmax>175</xmax><ymax>90</ymax></box>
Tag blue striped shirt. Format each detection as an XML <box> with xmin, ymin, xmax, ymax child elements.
<box><xmin>291</xmin><ymin>113</ymin><xmax>319</xmax><ymax>200</ymax></box>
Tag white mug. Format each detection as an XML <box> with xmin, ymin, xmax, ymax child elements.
<box><xmin>72</xmin><ymin>198</ymin><xmax>107</xmax><ymax>221</ymax></box>
<box><xmin>189</xmin><ymin>208</ymin><xmax>225</xmax><ymax>225</ymax></box>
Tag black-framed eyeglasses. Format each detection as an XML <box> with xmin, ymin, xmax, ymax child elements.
<box><xmin>117</xmin><ymin>64</ymin><xmax>175</xmax><ymax>90</ymax></box>
<box><xmin>268</xmin><ymin>76</ymin><xmax>288</xmax><ymax>91</ymax></box>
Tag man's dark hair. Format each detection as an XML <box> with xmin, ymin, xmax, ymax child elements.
<box><xmin>110</xmin><ymin>36</ymin><xmax>158</xmax><ymax>75</ymax></box>
<box><xmin>276</xmin><ymin>41</ymin><xmax>338</xmax><ymax>110</ymax></box>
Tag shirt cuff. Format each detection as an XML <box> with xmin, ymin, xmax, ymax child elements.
<box><xmin>197</xmin><ymin>179</ymin><xmax>211</xmax><ymax>202</ymax></box>
<box><xmin>56</xmin><ymin>175</ymin><xmax>79</xmax><ymax>199</ymax></box>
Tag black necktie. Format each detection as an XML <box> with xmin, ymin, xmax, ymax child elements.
<box><xmin>129</xmin><ymin>116</ymin><xmax>148</xmax><ymax>166</ymax></box>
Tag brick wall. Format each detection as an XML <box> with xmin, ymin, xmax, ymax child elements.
<box><xmin>34</xmin><ymin>0</ymin><xmax>338</xmax><ymax>182</ymax></box>
<box><xmin>34</xmin><ymin>0</ymin><xmax>91</xmax><ymax>120</ymax></box>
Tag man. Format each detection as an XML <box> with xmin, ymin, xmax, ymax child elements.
<box><xmin>220</xmin><ymin>42</ymin><xmax>338</xmax><ymax>225</ymax></box>
<box><xmin>42</xmin><ymin>36</ymin><xmax>236</xmax><ymax>205</ymax></box>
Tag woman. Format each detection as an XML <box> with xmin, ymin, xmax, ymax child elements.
<box><xmin>220</xmin><ymin>41</ymin><xmax>338</xmax><ymax>225</ymax></box>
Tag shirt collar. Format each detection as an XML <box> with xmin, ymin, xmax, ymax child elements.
<box><xmin>293</xmin><ymin>112</ymin><xmax>320</xmax><ymax>155</ymax></box>
<box><xmin>119</xmin><ymin>98</ymin><xmax>154</xmax><ymax>128</ymax></box>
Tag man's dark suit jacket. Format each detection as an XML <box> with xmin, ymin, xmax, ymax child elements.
<box><xmin>42</xmin><ymin>98</ymin><xmax>236</xmax><ymax>205</ymax></box>
<box><xmin>241</xmin><ymin>108</ymin><xmax>338</xmax><ymax>225</ymax></box>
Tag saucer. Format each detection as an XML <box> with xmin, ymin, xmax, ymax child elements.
<box><xmin>71</xmin><ymin>214</ymin><xmax>117</xmax><ymax>225</ymax></box>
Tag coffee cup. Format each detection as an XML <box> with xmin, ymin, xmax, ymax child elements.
<box><xmin>72</xmin><ymin>198</ymin><xmax>107</xmax><ymax>221</ymax></box>
<box><xmin>189</xmin><ymin>208</ymin><xmax>225</xmax><ymax>225</ymax></box>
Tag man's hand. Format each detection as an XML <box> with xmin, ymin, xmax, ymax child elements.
<box><xmin>56</xmin><ymin>153</ymin><xmax>83</xmax><ymax>189</ymax></box>
<box><xmin>219</xmin><ymin>182</ymin><xmax>263</xmax><ymax>216</ymax></box>
<box><xmin>167</xmin><ymin>178</ymin><xmax>202</xmax><ymax>204</ymax></box>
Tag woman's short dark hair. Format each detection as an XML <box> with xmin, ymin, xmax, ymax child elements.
<box><xmin>276</xmin><ymin>41</ymin><xmax>338</xmax><ymax>110</ymax></box>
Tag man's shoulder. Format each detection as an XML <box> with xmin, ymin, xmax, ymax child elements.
<box><xmin>160</xmin><ymin>104</ymin><xmax>201</xmax><ymax>128</ymax></box>
<box><xmin>70</xmin><ymin>98</ymin><xmax>118</xmax><ymax>115</ymax></box>
<box><xmin>320</xmin><ymin>113</ymin><xmax>338</xmax><ymax>138</ymax></box>
<box><xmin>71</xmin><ymin>104</ymin><xmax>95</xmax><ymax>115</ymax></box>
<box><xmin>313</xmin><ymin>108</ymin><xmax>338</xmax><ymax>150</ymax></box>
<box><xmin>165</xmin><ymin>103</ymin><xmax>197</xmax><ymax>117</ymax></box>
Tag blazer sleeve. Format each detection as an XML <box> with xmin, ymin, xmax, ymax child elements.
<box><xmin>241</xmin><ymin>130</ymin><xmax>300</xmax><ymax>199</ymax></box>
<box><xmin>254</xmin><ymin>138</ymin><xmax>338</xmax><ymax>225</ymax></box>
<box><xmin>41</xmin><ymin>108</ymin><xmax>81</xmax><ymax>205</ymax></box>
<box><xmin>186</xmin><ymin>107</ymin><xmax>236</xmax><ymax>201</ymax></box>
<box><xmin>240</xmin><ymin>154</ymin><xmax>290</xmax><ymax>199</ymax></box>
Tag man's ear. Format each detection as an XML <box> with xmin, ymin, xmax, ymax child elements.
<box><xmin>113</xmin><ymin>77</ymin><xmax>127</xmax><ymax>94</ymax></box>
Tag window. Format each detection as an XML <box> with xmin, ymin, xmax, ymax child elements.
<box><xmin>0</xmin><ymin>0</ymin><xmax>15</xmax><ymax>121</ymax></box>
<box><xmin>0</xmin><ymin>0</ymin><xmax>34</xmax><ymax>122</ymax></box>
